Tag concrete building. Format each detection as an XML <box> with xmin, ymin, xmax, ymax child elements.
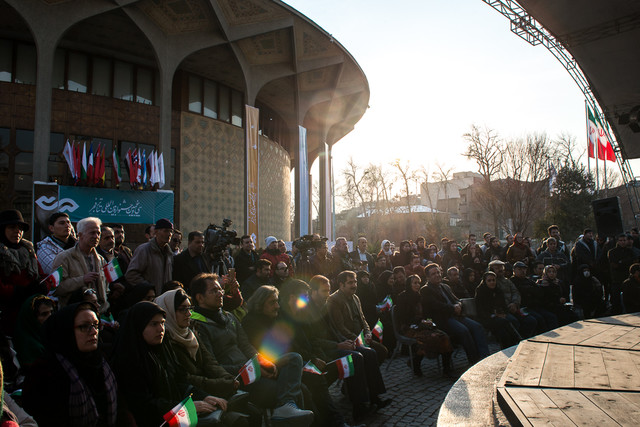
<box><xmin>0</xmin><ymin>0</ymin><xmax>369</xmax><ymax>241</ymax></box>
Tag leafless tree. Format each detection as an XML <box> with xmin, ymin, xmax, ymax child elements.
<box><xmin>341</xmin><ymin>157</ymin><xmax>371</xmax><ymax>217</ymax></box>
<box><xmin>463</xmin><ymin>124</ymin><xmax>503</xmax><ymax>182</ymax></box>
<box><xmin>393</xmin><ymin>159</ymin><xmax>417</xmax><ymax>214</ymax></box>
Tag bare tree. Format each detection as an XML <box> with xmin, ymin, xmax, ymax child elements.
<box><xmin>554</xmin><ymin>132</ymin><xmax>584</xmax><ymax>169</ymax></box>
<box><xmin>463</xmin><ymin>124</ymin><xmax>503</xmax><ymax>182</ymax></box>
<box><xmin>341</xmin><ymin>157</ymin><xmax>371</xmax><ymax>217</ymax></box>
<box><xmin>433</xmin><ymin>164</ymin><xmax>455</xmax><ymax>212</ymax></box>
<box><xmin>392</xmin><ymin>159</ymin><xmax>417</xmax><ymax>214</ymax></box>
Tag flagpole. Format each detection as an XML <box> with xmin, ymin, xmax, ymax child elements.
<box><xmin>585</xmin><ymin>101</ymin><xmax>592</xmax><ymax>188</ymax></box>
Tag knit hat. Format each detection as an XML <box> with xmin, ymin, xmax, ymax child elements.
<box><xmin>265</xmin><ymin>236</ymin><xmax>277</xmax><ymax>247</ymax></box>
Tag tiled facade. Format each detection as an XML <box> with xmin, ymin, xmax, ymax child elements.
<box><xmin>179</xmin><ymin>112</ymin><xmax>290</xmax><ymax>241</ymax></box>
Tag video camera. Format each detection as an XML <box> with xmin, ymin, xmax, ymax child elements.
<box><xmin>204</xmin><ymin>219</ymin><xmax>241</xmax><ymax>260</ymax></box>
<box><xmin>293</xmin><ymin>234</ymin><xmax>327</xmax><ymax>258</ymax></box>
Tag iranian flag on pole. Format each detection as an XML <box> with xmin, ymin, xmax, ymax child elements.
<box><xmin>42</xmin><ymin>266</ymin><xmax>63</xmax><ymax>291</ymax></box>
<box><xmin>334</xmin><ymin>354</ymin><xmax>355</xmax><ymax>379</ymax></box>
<box><xmin>103</xmin><ymin>259</ymin><xmax>123</xmax><ymax>283</ymax></box>
<box><xmin>239</xmin><ymin>355</ymin><xmax>261</xmax><ymax>385</ymax></box>
<box><xmin>372</xmin><ymin>320</ymin><xmax>383</xmax><ymax>340</ymax></box>
<box><xmin>303</xmin><ymin>360</ymin><xmax>324</xmax><ymax>375</ymax></box>
<box><xmin>163</xmin><ymin>396</ymin><xmax>198</xmax><ymax>427</ymax></box>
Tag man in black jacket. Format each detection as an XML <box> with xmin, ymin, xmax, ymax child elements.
<box><xmin>420</xmin><ymin>263</ymin><xmax>489</xmax><ymax>364</ymax></box>
<box><xmin>234</xmin><ymin>235</ymin><xmax>259</xmax><ymax>285</ymax></box>
<box><xmin>173</xmin><ymin>231</ymin><xmax>208</xmax><ymax>291</ymax></box>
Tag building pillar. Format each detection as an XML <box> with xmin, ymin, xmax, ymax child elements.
<box><xmin>295</xmin><ymin>126</ymin><xmax>310</xmax><ymax>237</ymax></box>
<box><xmin>318</xmin><ymin>142</ymin><xmax>333</xmax><ymax>239</ymax></box>
<box><xmin>32</xmin><ymin>40</ymin><xmax>56</xmax><ymax>181</ymax></box>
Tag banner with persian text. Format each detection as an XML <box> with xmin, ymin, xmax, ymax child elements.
<box><xmin>245</xmin><ymin>105</ymin><xmax>260</xmax><ymax>245</ymax></box>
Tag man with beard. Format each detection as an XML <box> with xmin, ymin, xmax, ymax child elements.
<box><xmin>111</xmin><ymin>224</ymin><xmax>133</xmax><ymax>275</ymax></box>
<box><xmin>96</xmin><ymin>226</ymin><xmax>116</xmax><ymax>262</ymax></box>
<box><xmin>234</xmin><ymin>234</ymin><xmax>259</xmax><ymax>285</ymax></box>
<box><xmin>172</xmin><ymin>231</ymin><xmax>208</xmax><ymax>291</ymax></box>
<box><xmin>260</xmin><ymin>236</ymin><xmax>292</xmax><ymax>277</ymax></box>
<box><xmin>271</xmin><ymin>261</ymin><xmax>292</xmax><ymax>289</ymax></box>
<box><xmin>241</xmin><ymin>259</ymin><xmax>273</xmax><ymax>301</ymax></box>
<box><xmin>332</xmin><ymin>237</ymin><xmax>354</xmax><ymax>277</ymax></box>
<box><xmin>309</xmin><ymin>240</ymin><xmax>334</xmax><ymax>279</ymax></box>
<box><xmin>125</xmin><ymin>218</ymin><xmax>174</xmax><ymax>294</ymax></box>
<box><xmin>37</xmin><ymin>212</ymin><xmax>76</xmax><ymax>275</ymax></box>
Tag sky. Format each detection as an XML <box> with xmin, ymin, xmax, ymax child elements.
<box><xmin>283</xmin><ymin>0</ymin><xmax>594</xmax><ymax>196</ymax></box>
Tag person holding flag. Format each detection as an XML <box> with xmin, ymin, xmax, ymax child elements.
<box><xmin>396</xmin><ymin>275</ymin><xmax>454</xmax><ymax>377</ymax></box>
<box><xmin>111</xmin><ymin>301</ymin><xmax>232</xmax><ymax>427</ymax></box>
<box><xmin>190</xmin><ymin>273</ymin><xmax>313</xmax><ymax>424</ymax></box>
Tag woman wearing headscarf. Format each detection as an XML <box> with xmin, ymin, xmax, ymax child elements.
<box><xmin>460</xmin><ymin>268</ymin><xmax>479</xmax><ymax>299</ymax></box>
<box><xmin>355</xmin><ymin>270</ymin><xmax>378</xmax><ymax>328</ymax></box>
<box><xmin>537</xmin><ymin>265</ymin><xmax>578</xmax><ymax>326</ymax></box>
<box><xmin>0</xmin><ymin>209</ymin><xmax>44</xmax><ymax>336</ymax></box>
<box><xmin>22</xmin><ymin>302</ymin><xmax>117</xmax><ymax>426</ymax></box>
<box><xmin>376</xmin><ymin>240</ymin><xmax>392</xmax><ymax>270</ymax></box>
<box><xmin>154</xmin><ymin>289</ymin><xmax>257</xmax><ymax>426</ymax></box>
<box><xmin>474</xmin><ymin>271</ymin><xmax>521</xmax><ymax>349</ymax></box>
<box><xmin>13</xmin><ymin>294</ymin><xmax>55</xmax><ymax>372</ymax></box>
<box><xmin>395</xmin><ymin>275</ymin><xmax>453</xmax><ymax>376</ymax></box>
<box><xmin>112</xmin><ymin>301</ymin><xmax>229</xmax><ymax>426</ymax></box>
<box><xmin>506</xmin><ymin>233</ymin><xmax>535</xmax><ymax>267</ymax></box>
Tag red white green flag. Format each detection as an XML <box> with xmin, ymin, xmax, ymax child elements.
<box><xmin>42</xmin><ymin>266</ymin><xmax>63</xmax><ymax>291</ymax></box>
<box><xmin>376</xmin><ymin>295</ymin><xmax>393</xmax><ymax>313</ymax></box>
<box><xmin>356</xmin><ymin>330</ymin><xmax>369</xmax><ymax>348</ymax></box>
<box><xmin>163</xmin><ymin>396</ymin><xmax>198</xmax><ymax>427</ymax></box>
<box><xmin>303</xmin><ymin>360</ymin><xmax>324</xmax><ymax>375</ymax></box>
<box><xmin>238</xmin><ymin>355</ymin><xmax>261</xmax><ymax>385</ymax></box>
<box><xmin>103</xmin><ymin>258</ymin><xmax>123</xmax><ymax>283</ymax></box>
<box><xmin>334</xmin><ymin>354</ymin><xmax>355</xmax><ymax>379</ymax></box>
<box><xmin>112</xmin><ymin>147</ymin><xmax>122</xmax><ymax>185</ymax></box>
<box><xmin>372</xmin><ymin>320</ymin><xmax>383</xmax><ymax>340</ymax></box>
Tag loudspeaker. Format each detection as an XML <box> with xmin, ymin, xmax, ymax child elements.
<box><xmin>592</xmin><ymin>196</ymin><xmax>624</xmax><ymax>238</ymax></box>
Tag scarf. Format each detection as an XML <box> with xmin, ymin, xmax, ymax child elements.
<box><xmin>381</xmin><ymin>240</ymin><xmax>392</xmax><ymax>256</ymax></box>
<box><xmin>57</xmin><ymin>353</ymin><xmax>117</xmax><ymax>427</ymax></box>
<box><xmin>154</xmin><ymin>290</ymin><xmax>199</xmax><ymax>360</ymax></box>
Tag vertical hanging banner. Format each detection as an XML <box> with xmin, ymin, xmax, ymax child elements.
<box><xmin>246</xmin><ymin>105</ymin><xmax>260</xmax><ymax>245</ymax></box>
<box><xmin>321</xmin><ymin>142</ymin><xmax>332</xmax><ymax>239</ymax></box>
<box><xmin>298</xmin><ymin>126</ymin><xmax>310</xmax><ymax>236</ymax></box>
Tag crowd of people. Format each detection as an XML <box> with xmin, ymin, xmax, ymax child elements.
<box><xmin>2</xmin><ymin>205</ymin><xmax>640</xmax><ymax>426</ymax></box>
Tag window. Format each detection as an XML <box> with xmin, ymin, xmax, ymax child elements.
<box><xmin>67</xmin><ymin>52</ymin><xmax>88</xmax><ymax>93</ymax></box>
<box><xmin>136</xmin><ymin>67</ymin><xmax>153</xmax><ymax>105</ymax></box>
<box><xmin>188</xmin><ymin>76</ymin><xmax>202</xmax><ymax>114</ymax></box>
<box><xmin>0</xmin><ymin>40</ymin><xmax>12</xmax><ymax>82</ymax></box>
<box><xmin>114</xmin><ymin>61</ymin><xmax>134</xmax><ymax>101</ymax></box>
<box><xmin>186</xmin><ymin>74</ymin><xmax>243</xmax><ymax>128</ymax></box>
<box><xmin>52</xmin><ymin>49</ymin><xmax>65</xmax><ymax>89</ymax></box>
<box><xmin>231</xmin><ymin>90</ymin><xmax>243</xmax><ymax>127</ymax></box>
<box><xmin>203</xmin><ymin>80</ymin><xmax>217</xmax><ymax>119</ymax></box>
<box><xmin>219</xmin><ymin>85</ymin><xmax>230</xmax><ymax>123</ymax></box>
<box><xmin>92</xmin><ymin>57</ymin><xmax>112</xmax><ymax>97</ymax></box>
<box><xmin>15</xmin><ymin>44</ymin><xmax>36</xmax><ymax>85</ymax></box>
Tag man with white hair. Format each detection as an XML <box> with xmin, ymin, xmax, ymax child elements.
<box><xmin>51</xmin><ymin>216</ymin><xmax>109</xmax><ymax>312</ymax></box>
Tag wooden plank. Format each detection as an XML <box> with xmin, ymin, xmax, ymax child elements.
<box><xmin>506</xmin><ymin>387</ymin><xmax>575</xmax><ymax>426</ymax></box>
<box><xmin>607</xmin><ymin>327</ymin><xmax>640</xmax><ymax>350</ymax></box>
<box><xmin>502</xmin><ymin>341</ymin><xmax>549</xmax><ymax>387</ymax></box>
<box><xmin>497</xmin><ymin>387</ymin><xmax>533</xmax><ymax>427</ymax></box>
<box><xmin>574</xmin><ymin>346</ymin><xmax>611</xmax><ymax>389</ymax></box>
<box><xmin>586</xmin><ymin>314</ymin><xmax>640</xmax><ymax>327</ymax></box>
<box><xmin>583</xmin><ymin>391</ymin><xmax>640</xmax><ymax>425</ymax></box>
<box><xmin>544</xmin><ymin>389</ymin><xmax>619</xmax><ymax>426</ymax></box>
<box><xmin>531</xmin><ymin>322</ymin><xmax>613</xmax><ymax>346</ymax></box>
<box><xmin>580</xmin><ymin>325</ymin><xmax>635</xmax><ymax>348</ymax></box>
<box><xmin>540</xmin><ymin>344</ymin><xmax>575</xmax><ymax>388</ymax></box>
<box><xmin>602</xmin><ymin>348</ymin><xmax>640</xmax><ymax>390</ymax></box>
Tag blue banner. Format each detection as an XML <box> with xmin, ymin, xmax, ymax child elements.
<box><xmin>57</xmin><ymin>186</ymin><xmax>174</xmax><ymax>224</ymax></box>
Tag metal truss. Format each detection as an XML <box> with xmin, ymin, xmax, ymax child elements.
<box><xmin>482</xmin><ymin>0</ymin><xmax>640</xmax><ymax>226</ymax></box>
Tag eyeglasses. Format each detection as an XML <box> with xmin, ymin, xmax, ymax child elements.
<box><xmin>76</xmin><ymin>322</ymin><xmax>100</xmax><ymax>333</ymax></box>
<box><xmin>83</xmin><ymin>288</ymin><xmax>97</xmax><ymax>296</ymax></box>
<box><xmin>176</xmin><ymin>305</ymin><xmax>195</xmax><ymax>313</ymax></box>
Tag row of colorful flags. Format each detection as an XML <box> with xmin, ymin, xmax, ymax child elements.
<box><xmin>61</xmin><ymin>139</ymin><xmax>166</xmax><ymax>189</ymax></box>
<box><xmin>587</xmin><ymin>105</ymin><xmax>615</xmax><ymax>163</ymax></box>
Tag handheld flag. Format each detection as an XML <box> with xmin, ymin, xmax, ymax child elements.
<box><xmin>333</xmin><ymin>354</ymin><xmax>355</xmax><ymax>379</ymax></box>
<box><xmin>376</xmin><ymin>295</ymin><xmax>393</xmax><ymax>313</ymax></box>
<box><xmin>372</xmin><ymin>320</ymin><xmax>383</xmax><ymax>340</ymax></box>
<box><xmin>303</xmin><ymin>360</ymin><xmax>324</xmax><ymax>375</ymax></box>
<box><xmin>103</xmin><ymin>258</ymin><xmax>123</xmax><ymax>283</ymax></box>
<box><xmin>42</xmin><ymin>266</ymin><xmax>63</xmax><ymax>291</ymax></box>
<box><xmin>238</xmin><ymin>355</ymin><xmax>261</xmax><ymax>385</ymax></box>
<box><xmin>356</xmin><ymin>330</ymin><xmax>369</xmax><ymax>348</ymax></box>
<box><xmin>163</xmin><ymin>396</ymin><xmax>198</xmax><ymax>427</ymax></box>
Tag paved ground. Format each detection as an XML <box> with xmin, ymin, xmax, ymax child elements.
<box><xmin>329</xmin><ymin>343</ymin><xmax>502</xmax><ymax>427</ymax></box>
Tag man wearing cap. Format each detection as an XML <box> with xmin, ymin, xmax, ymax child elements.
<box><xmin>37</xmin><ymin>212</ymin><xmax>76</xmax><ymax>275</ymax></box>
<box><xmin>51</xmin><ymin>217</ymin><xmax>109</xmax><ymax>312</ymax></box>
<box><xmin>260</xmin><ymin>236</ymin><xmax>292</xmax><ymax>277</ymax></box>
<box><xmin>125</xmin><ymin>218</ymin><xmax>174</xmax><ymax>294</ymax></box>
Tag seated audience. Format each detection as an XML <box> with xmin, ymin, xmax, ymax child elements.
<box><xmin>14</xmin><ymin>295</ymin><xmax>54</xmax><ymax>372</ymax></box>
<box><xmin>474</xmin><ymin>271</ymin><xmax>521</xmax><ymax>349</ymax></box>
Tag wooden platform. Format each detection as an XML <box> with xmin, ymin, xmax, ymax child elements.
<box><xmin>498</xmin><ymin>313</ymin><xmax>640</xmax><ymax>426</ymax></box>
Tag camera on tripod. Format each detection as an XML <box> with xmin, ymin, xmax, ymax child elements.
<box><xmin>293</xmin><ymin>234</ymin><xmax>327</xmax><ymax>258</ymax></box>
<box><xmin>204</xmin><ymin>219</ymin><xmax>241</xmax><ymax>267</ymax></box>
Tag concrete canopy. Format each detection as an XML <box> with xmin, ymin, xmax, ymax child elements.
<box><xmin>517</xmin><ymin>0</ymin><xmax>640</xmax><ymax>159</ymax></box>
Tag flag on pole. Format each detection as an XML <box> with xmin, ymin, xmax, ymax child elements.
<box><xmin>334</xmin><ymin>354</ymin><xmax>355</xmax><ymax>379</ymax></box>
<box><xmin>99</xmin><ymin>144</ymin><xmax>106</xmax><ymax>185</ymax></box>
<box><xmin>376</xmin><ymin>295</ymin><xmax>393</xmax><ymax>313</ymax></box>
<box><xmin>81</xmin><ymin>143</ymin><xmax>88</xmax><ymax>182</ymax></box>
<box><xmin>372</xmin><ymin>320</ymin><xmax>383</xmax><ymax>340</ymax></box>
<box><xmin>87</xmin><ymin>143</ymin><xmax>95</xmax><ymax>184</ymax></box>
<box><xmin>594</xmin><ymin>113</ymin><xmax>616</xmax><ymax>162</ymax></box>
<box><xmin>74</xmin><ymin>142</ymin><xmax>82</xmax><ymax>184</ymax></box>
<box><xmin>112</xmin><ymin>147</ymin><xmax>122</xmax><ymax>185</ymax></box>
<box><xmin>238</xmin><ymin>355</ymin><xmax>261</xmax><ymax>385</ymax></box>
<box><xmin>163</xmin><ymin>396</ymin><xmax>198</xmax><ymax>427</ymax></box>
<box><xmin>42</xmin><ymin>266</ymin><xmax>63</xmax><ymax>291</ymax></box>
<box><xmin>103</xmin><ymin>258</ymin><xmax>123</xmax><ymax>283</ymax></box>
<box><xmin>303</xmin><ymin>360</ymin><xmax>324</xmax><ymax>375</ymax></box>
<box><xmin>141</xmin><ymin>149</ymin><xmax>147</xmax><ymax>188</ymax></box>
<box><xmin>158</xmin><ymin>152</ymin><xmax>165</xmax><ymax>188</ymax></box>
<box><xmin>62</xmin><ymin>139</ymin><xmax>76</xmax><ymax>179</ymax></box>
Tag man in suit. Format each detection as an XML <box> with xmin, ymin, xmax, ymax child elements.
<box><xmin>172</xmin><ymin>231</ymin><xmax>208</xmax><ymax>291</ymax></box>
<box><xmin>349</xmin><ymin>236</ymin><xmax>375</xmax><ymax>273</ymax></box>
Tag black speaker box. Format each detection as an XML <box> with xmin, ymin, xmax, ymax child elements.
<box><xmin>592</xmin><ymin>196</ymin><xmax>624</xmax><ymax>238</ymax></box>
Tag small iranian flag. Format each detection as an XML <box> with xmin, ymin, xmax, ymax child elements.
<box><xmin>356</xmin><ymin>330</ymin><xmax>369</xmax><ymax>348</ymax></box>
<box><xmin>303</xmin><ymin>360</ymin><xmax>324</xmax><ymax>375</ymax></box>
<box><xmin>334</xmin><ymin>354</ymin><xmax>355</xmax><ymax>379</ymax></box>
<box><xmin>372</xmin><ymin>320</ymin><xmax>383</xmax><ymax>340</ymax></box>
<box><xmin>376</xmin><ymin>295</ymin><xmax>393</xmax><ymax>313</ymax></box>
<box><xmin>239</xmin><ymin>355</ymin><xmax>261</xmax><ymax>385</ymax></box>
<box><xmin>163</xmin><ymin>396</ymin><xmax>198</xmax><ymax>427</ymax></box>
<box><xmin>42</xmin><ymin>266</ymin><xmax>63</xmax><ymax>290</ymax></box>
<box><xmin>103</xmin><ymin>259</ymin><xmax>123</xmax><ymax>283</ymax></box>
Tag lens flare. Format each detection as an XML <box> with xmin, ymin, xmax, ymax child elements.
<box><xmin>258</xmin><ymin>323</ymin><xmax>294</xmax><ymax>361</ymax></box>
<box><xmin>296</xmin><ymin>294</ymin><xmax>309</xmax><ymax>309</ymax></box>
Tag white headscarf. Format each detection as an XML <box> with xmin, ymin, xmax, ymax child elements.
<box><xmin>381</xmin><ymin>239</ymin><xmax>392</xmax><ymax>256</ymax></box>
<box><xmin>154</xmin><ymin>289</ymin><xmax>199</xmax><ymax>360</ymax></box>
